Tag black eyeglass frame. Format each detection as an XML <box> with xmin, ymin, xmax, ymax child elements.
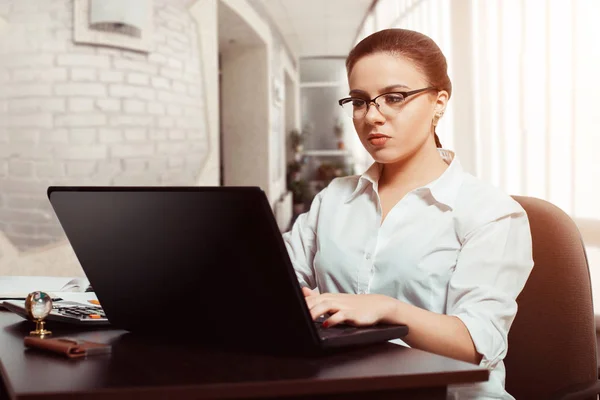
<box><xmin>338</xmin><ymin>86</ymin><xmax>438</xmax><ymax>118</ymax></box>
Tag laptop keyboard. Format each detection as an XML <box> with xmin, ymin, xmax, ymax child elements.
<box><xmin>314</xmin><ymin>321</ymin><xmax>359</xmax><ymax>339</ymax></box>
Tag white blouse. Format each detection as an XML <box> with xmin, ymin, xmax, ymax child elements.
<box><xmin>283</xmin><ymin>150</ymin><xmax>534</xmax><ymax>400</ymax></box>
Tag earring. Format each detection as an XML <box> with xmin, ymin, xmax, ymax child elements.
<box><xmin>432</xmin><ymin>111</ymin><xmax>443</xmax><ymax>127</ymax></box>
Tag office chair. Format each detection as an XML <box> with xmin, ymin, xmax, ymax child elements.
<box><xmin>504</xmin><ymin>196</ymin><xmax>600</xmax><ymax>399</ymax></box>
<box><xmin>596</xmin><ymin>315</ymin><xmax>600</xmax><ymax>377</ymax></box>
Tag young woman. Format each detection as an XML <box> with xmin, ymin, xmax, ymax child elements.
<box><xmin>283</xmin><ymin>29</ymin><xmax>533</xmax><ymax>399</ymax></box>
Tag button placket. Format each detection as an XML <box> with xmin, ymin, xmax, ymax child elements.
<box><xmin>357</xmin><ymin>186</ymin><xmax>380</xmax><ymax>295</ymax></box>
<box><xmin>358</xmin><ymin>236</ymin><xmax>377</xmax><ymax>294</ymax></box>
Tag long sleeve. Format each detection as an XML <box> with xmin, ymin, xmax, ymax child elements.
<box><xmin>282</xmin><ymin>188</ymin><xmax>327</xmax><ymax>289</ymax></box>
<box><xmin>447</xmin><ymin>209</ymin><xmax>534</xmax><ymax>369</ymax></box>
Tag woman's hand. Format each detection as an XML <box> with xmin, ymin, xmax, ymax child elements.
<box><xmin>302</xmin><ymin>287</ymin><xmax>398</xmax><ymax>328</ymax></box>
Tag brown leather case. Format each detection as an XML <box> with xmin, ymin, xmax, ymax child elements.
<box><xmin>24</xmin><ymin>336</ymin><xmax>111</xmax><ymax>358</ymax></box>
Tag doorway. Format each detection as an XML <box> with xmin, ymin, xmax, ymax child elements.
<box><xmin>217</xmin><ymin>1</ymin><xmax>269</xmax><ymax>189</ymax></box>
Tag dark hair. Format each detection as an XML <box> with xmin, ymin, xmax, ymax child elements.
<box><xmin>346</xmin><ymin>29</ymin><xmax>451</xmax><ymax>148</ymax></box>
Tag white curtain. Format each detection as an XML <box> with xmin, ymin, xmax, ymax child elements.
<box><xmin>359</xmin><ymin>0</ymin><xmax>600</xmax><ymax>304</ymax></box>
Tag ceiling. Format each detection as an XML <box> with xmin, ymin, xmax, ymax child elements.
<box><xmin>218</xmin><ymin>2</ymin><xmax>264</xmax><ymax>50</ymax></box>
<box><xmin>257</xmin><ymin>0</ymin><xmax>374</xmax><ymax>58</ymax></box>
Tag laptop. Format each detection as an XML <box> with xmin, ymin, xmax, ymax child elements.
<box><xmin>47</xmin><ymin>186</ymin><xmax>408</xmax><ymax>354</ymax></box>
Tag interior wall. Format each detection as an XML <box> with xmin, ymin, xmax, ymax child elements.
<box><xmin>0</xmin><ymin>0</ymin><xmax>211</xmax><ymax>276</ymax></box>
<box><xmin>280</xmin><ymin>47</ymin><xmax>300</xmax><ymax>195</ymax></box>
<box><xmin>0</xmin><ymin>0</ymin><xmax>209</xmax><ymax>252</ymax></box>
<box><xmin>220</xmin><ymin>45</ymin><xmax>269</xmax><ymax>190</ymax></box>
<box><xmin>217</xmin><ymin>0</ymin><xmax>301</xmax><ymax>208</ymax></box>
<box><xmin>284</xmin><ymin>73</ymin><xmax>296</xmax><ymax>165</ymax></box>
<box><xmin>190</xmin><ymin>0</ymin><xmax>220</xmax><ymax>186</ymax></box>
<box><xmin>0</xmin><ymin>0</ymin><xmax>299</xmax><ymax>276</ymax></box>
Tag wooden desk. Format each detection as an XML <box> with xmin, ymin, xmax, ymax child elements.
<box><xmin>0</xmin><ymin>311</ymin><xmax>488</xmax><ymax>399</ymax></box>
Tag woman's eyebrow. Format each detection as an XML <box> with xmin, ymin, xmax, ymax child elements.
<box><xmin>349</xmin><ymin>84</ymin><xmax>411</xmax><ymax>96</ymax></box>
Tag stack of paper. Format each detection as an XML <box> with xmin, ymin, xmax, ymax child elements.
<box><xmin>0</xmin><ymin>276</ymin><xmax>90</xmax><ymax>300</ymax></box>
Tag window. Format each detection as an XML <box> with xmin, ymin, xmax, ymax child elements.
<box><xmin>360</xmin><ymin>0</ymin><xmax>600</xmax><ymax>308</ymax></box>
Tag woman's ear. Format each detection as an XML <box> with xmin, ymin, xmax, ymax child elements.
<box><xmin>434</xmin><ymin>90</ymin><xmax>449</xmax><ymax>116</ymax></box>
<box><xmin>431</xmin><ymin>90</ymin><xmax>449</xmax><ymax>128</ymax></box>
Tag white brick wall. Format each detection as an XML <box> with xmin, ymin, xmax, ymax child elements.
<box><xmin>0</xmin><ymin>0</ymin><xmax>209</xmax><ymax>251</ymax></box>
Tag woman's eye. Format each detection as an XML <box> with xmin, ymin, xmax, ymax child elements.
<box><xmin>383</xmin><ymin>94</ymin><xmax>405</xmax><ymax>104</ymax></box>
<box><xmin>351</xmin><ymin>99</ymin><xmax>366</xmax><ymax>107</ymax></box>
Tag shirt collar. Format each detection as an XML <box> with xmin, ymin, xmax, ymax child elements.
<box><xmin>344</xmin><ymin>149</ymin><xmax>464</xmax><ymax>210</ymax></box>
<box><xmin>344</xmin><ymin>162</ymin><xmax>382</xmax><ymax>204</ymax></box>
<box><xmin>424</xmin><ymin>149</ymin><xmax>463</xmax><ymax>210</ymax></box>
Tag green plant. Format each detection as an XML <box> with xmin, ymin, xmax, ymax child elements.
<box><xmin>316</xmin><ymin>161</ymin><xmax>354</xmax><ymax>185</ymax></box>
<box><xmin>287</xmin><ymin>160</ymin><xmax>303</xmax><ymax>175</ymax></box>
<box><xmin>334</xmin><ymin>161</ymin><xmax>354</xmax><ymax>176</ymax></box>
<box><xmin>289</xmin><ymin>129</ymin><xmax>303</xmax><ymax>150</ymax></box>
<box><xmin>288</xmin><ymin>179</ymin><xmax>309</xmax><ymax>204</ymax></box>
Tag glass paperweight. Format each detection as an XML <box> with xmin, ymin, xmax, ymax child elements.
<box><xmin>25</xmin><ymin>291</ymin><xmax>53</xmax><ymax>336</ymax></box>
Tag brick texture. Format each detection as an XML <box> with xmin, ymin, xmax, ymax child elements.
<box><xmin>0</xmin><ymin>0</ymin><xmax>208</xmax><ymax>251</ymax></box>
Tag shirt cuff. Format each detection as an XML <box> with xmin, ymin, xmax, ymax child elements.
<box><xmin>452</xmin><ymin>312</ymin><xmax>505</xmax><ymax>370</ymax></box>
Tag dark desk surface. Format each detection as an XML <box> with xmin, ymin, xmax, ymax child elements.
<box><xmin>0</xmin><ymin>311</ymin><xmax>488</xmax><ymax>400</ymax></box>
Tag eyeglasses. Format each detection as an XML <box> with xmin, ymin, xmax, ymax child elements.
<box><xmin>338</xmin><ymin>87</ymin><xmax>437</xmax><ymax>120</ymax></box>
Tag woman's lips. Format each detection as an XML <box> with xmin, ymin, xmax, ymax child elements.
<box><xmin>367</xmin><ymin>134</ymin><xmax>390</xmax><ymax>146</ymax></box>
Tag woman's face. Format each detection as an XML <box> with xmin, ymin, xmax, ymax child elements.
<box><xmin>347</xmin><ymin>52</ymin><xmax>446</xmax><ymax>164</ymax></box>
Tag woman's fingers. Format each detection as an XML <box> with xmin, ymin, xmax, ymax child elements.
<box><xmin>304</xmin><ymin>293</ymin><xmax>391</xmax><ymax>327</ymax></box>
<box><xmin>322</xmin><ymin>311</ymin><xmax>347</xmax><ymax>328</ymax></box>
<box><xmin>324</xmin><ymin>312</ymin><xmax>376</xmax><ymax>328</ymax></box>
<box><xmin>309</xmin><ymin>300</ymin><xmax>338</xmax><ymax>321</ymax></box>
<box><xmin>305</xmin><ymin>294</ymin><xmax>316</xmax><ymax>309</ymax></box>
<box><xmin>304</xmin><ymin>292</ymin><xmax>330</xmax><ymax>309</ymax></box>
<box><xmin>301</xmin><ymin>287</ymin><xmax>314</xmax><ymax>297</ymax></box>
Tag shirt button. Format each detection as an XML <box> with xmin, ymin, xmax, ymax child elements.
<box><xmin>365</xmin><ymin>253</ymin><xmax>371</xmax><ymax>260</ymax></box>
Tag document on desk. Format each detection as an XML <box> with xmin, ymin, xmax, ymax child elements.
<box><xmin>0</xmin><ymin>276</ymin><xmax>90</xmax><ymax>300</ymax></box>
<box><xmin>388</xmin><ymin>338</ymin><xmax>410</xmax><ymax>347</ymax></box>
<box><xmin>53</xmin><ymin>292</ymin><xmax>98</xmax><ymax>303</ymax></box>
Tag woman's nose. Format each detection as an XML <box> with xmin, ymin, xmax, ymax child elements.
<box><xmin>364</xmin><ymin>102</ymin><xmax>386</xmax><ymax>125</ymax></box>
